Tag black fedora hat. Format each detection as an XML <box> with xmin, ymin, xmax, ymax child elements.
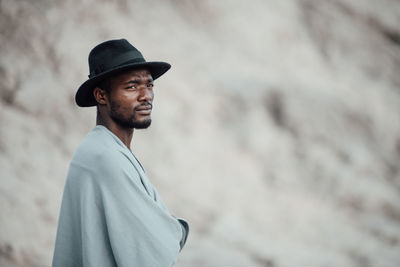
<box><xmin>75</xmin><ymin>39</ymin><xmax>171</xmax><ymax>107</ymax></box>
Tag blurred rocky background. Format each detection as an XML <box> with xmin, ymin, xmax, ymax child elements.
<box><xmin>1</xmin><ymin>0</ymin><xmax>400</xmax><ymax>266</ymax></box>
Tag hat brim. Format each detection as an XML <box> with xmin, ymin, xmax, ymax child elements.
<box><xmin>75</xmin><ymin>61</ymin><xmax>171</xmax><ymax>107</ymax></box>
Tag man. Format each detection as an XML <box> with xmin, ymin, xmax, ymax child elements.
<box><xmin>52</xmin><ymin>39</ymin><xmax>189</xmax><ymax>267</ymax></box>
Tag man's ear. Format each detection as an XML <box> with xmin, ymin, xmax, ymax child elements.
<box><xmin>93</xmin><ymin>87</ymin><xmax>107</xmax><ymax>105</ymax></box>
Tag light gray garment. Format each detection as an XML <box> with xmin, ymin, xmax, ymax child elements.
<box><xmin>52</xmin><ymin>125</ymin><xmax>188</xmax><ymax>267</ymax></box>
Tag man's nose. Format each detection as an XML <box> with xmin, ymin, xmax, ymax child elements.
<box><xmin>138</xmin><ymin>86</ymin><xmax>154</xmax><ymax>101</ymax></box>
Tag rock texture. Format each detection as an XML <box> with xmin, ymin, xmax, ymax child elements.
<box><xmin>1</xmin><ymin>0</ymin><xmax>400</xmax><ymax>266</ymax></box>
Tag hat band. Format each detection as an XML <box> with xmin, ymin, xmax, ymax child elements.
<box><xmin>88</xmin><ymin>51</ymin><xmax>146</xmax><ymax>78</ymax></box>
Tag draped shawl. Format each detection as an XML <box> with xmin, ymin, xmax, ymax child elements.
<box><xmin>52</xmin><ymin>126</ymin><xmax>188</xmax><ymax>267</ymax></box>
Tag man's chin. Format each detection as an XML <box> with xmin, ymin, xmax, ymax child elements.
<box><xmin>132</xmin><ymin>119</ymin><xmax>152</xmax><ymax>129</ymax></box>
<box><xmin>111</xmin><ymin>114</ymin><xmax>152</xmax><ymax>129</ymax></box>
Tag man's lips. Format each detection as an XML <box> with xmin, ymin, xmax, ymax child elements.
<box><xmin>135</xmin><ymin>105</ymin><xmax>152</xmax><ymax>115</ymax></box>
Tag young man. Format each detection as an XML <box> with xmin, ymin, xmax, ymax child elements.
<box><xmin>52</xmin><ymin>39</ymin><xmax>189</xmax><ymax>267</ymax></box>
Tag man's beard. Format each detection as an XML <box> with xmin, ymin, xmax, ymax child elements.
<box><xmin>109</xmin><ymin>100</ymin><xmax>152</xmax><ymax>129</ymax></box>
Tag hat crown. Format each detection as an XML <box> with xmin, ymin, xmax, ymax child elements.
<box><xmin>88</xmin><ymin>39</ymin><xmax>145</xmax><ymax>78</ymax></box>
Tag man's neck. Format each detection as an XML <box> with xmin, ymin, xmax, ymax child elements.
<box><xmin>96</xmin><ymin>115</ymin><xmax>133</xmax><ymax>149</ymax></box>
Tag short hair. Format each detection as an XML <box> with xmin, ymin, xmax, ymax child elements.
<box><xmin>97</xmin><ymin>78</ymin><xmax>111</xmax><ymax>93</ymax></box>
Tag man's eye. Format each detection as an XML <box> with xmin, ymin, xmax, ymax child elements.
<box><xmin>147</xmin><ymin>84</ymin><xmax>154</xmax><ymax>88</ymax></box>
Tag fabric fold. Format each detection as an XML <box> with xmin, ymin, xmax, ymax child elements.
<box><xmin>53</xmin><ymin>126</ymin><xmax>188</xmax><ymax>267</ymax></box>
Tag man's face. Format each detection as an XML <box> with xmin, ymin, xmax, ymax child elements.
<box><xmin>106</xmin><ymin>68</ymin><xmax>154</xmax><ymax>129</ymax></box>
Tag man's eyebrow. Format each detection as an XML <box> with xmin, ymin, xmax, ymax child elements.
<box><xmin>123</xmin><ymin>78</ymin><xmax>154</xmax><ymax>84</ymax></box>
<box><xmin>123</xmin><ymin>79</ymin><xmax>140</xmax><ymax>85</ymax></box>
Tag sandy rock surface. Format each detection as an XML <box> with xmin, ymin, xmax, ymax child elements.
<box><xmin>1</xmin><ymin>0</ymin><xmax>400</xmax><ymax>266</ymax></box>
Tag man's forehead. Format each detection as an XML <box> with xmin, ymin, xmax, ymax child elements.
<box><xmin>112</xmin><ymin>68</ymin><xmax>153</xmax><ymax>82</ymax></box>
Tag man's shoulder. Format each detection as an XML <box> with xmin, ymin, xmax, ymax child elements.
<box><xmin>72</xmin><ymin>126</ymin><xmax>124</xmax><ymax>167</ymax></box>
<box><xmin>65</xmin><ymin>127</ymin><xmax>136</xmax><ymax>188</ymax></box>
